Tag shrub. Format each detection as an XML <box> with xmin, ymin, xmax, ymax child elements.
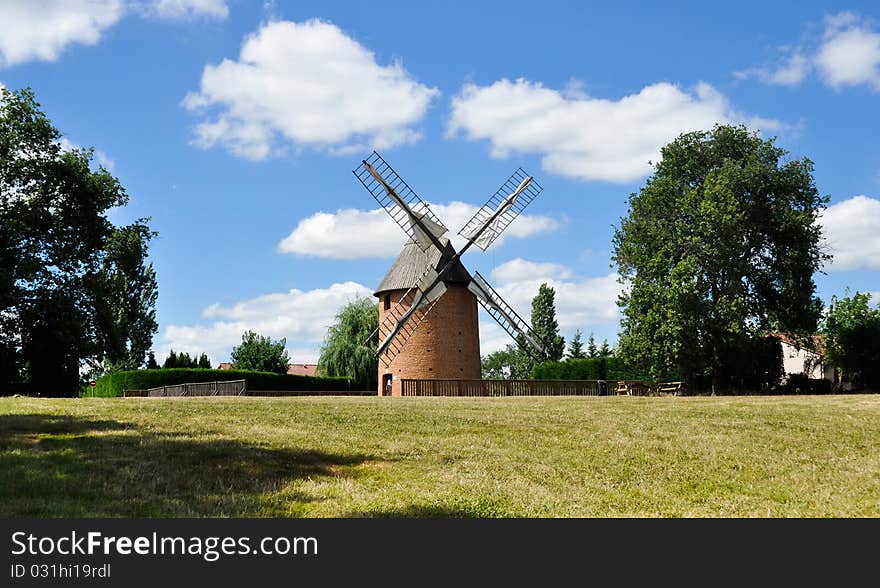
<box><xmin>90</xmin><ymin>368</ymin><xmax>352</xmax><ymax>397</ymax></box>
<box><xmin>532</xmin><ymin>357</ymin><xmax>646</xmax><ymax>381</ymax></box>
<box><xmin>780</xmin><ymin>374</ymin><xmax>833</xmax><ymax>395</ymax></box>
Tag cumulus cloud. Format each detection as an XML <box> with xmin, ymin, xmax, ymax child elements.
<box><xmin>738</xmin><ymin>12</ymin><xmax>880</xmax><ymax>92</ymax></box>
<box><xmin>735</xmin><ymin>52</ymin><xmax>811</xmax><ymax>86</ymax></box>
<box><xmin>183</xmin><ymin>19</ymin><xmax>439</xmax><ymax>159</ymax></box>
<box><xmin>147</xmin><ymin>0</ymin><xmax>229</xmax><ymax>20</ymax></box>
<box><xmin>475</xmin><ymin>258</ymin><xmax>621</xmax><ymax>354</ymax></box>
<box><xmin>448</xmin><ymin>79</ymin><xmax>781</xmax><ymax>183</ymax></box>
<box><xmin>821</xmin><ymin>195</ymin><xmax>880</xmax><ymax>271</ymax></box>
<box><xmin>0</xmin><ymin>0</ymin><xmax>124</xmax><ymax>67</ymax></box>
<box><xmin>158</xmin><ymin>281</ymin><xmax>373</xmax><ymax>364</ymax></box>
<box><xmin>278</xmin><ymin>202</ymin><xmax>560</xmax><ymax>259</ymax></box>
<box><xmin>816</xmin><ymin>12</ymin><xmax>880</xmax><ymax>91</ymax></box>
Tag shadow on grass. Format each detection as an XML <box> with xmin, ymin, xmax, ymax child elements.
<box><xmin>0</xmin><ymin>413</ymin><xmax>372</xmax><ymax>517</ymax></box>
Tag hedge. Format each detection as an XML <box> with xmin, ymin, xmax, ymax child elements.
<box><xmin>531</xmin><ymin>357</ymin><xmax>647</xmax><ymax>381</ymax></box>
<box><xmin>90</xmin><ymin>368</ymin><xmax>353</xmax><ymax>397</ymax></box>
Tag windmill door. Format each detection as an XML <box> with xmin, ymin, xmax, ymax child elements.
<box><xmin>382</xmin><ymin>374</ymin><xmax>393</xmax><ymax>397</ymax></box>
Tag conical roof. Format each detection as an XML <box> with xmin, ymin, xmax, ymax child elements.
<box><xmin>374</xmin><ymin>238</ymin><xmax>471</xmax><ymax>296</ymax></box>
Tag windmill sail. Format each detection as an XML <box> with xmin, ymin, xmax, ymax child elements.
<box><xmin>458</xmin><ymin>168</ymin><xmax>543</xmax><ymax>251</ymax></box>
<box><xmin>375</xmin><ymin>267</ymin><xmax>448</xmax><ymax>366</ymax></box>
<box><xmin>467</xmin><ymin>271</ymin><xmax>548</xmax><ymax>360</ymax></box>
<box><xmin>353</xmin><ymin>152</ymin><xmax>447</xmax><ymax>253</ymax></box>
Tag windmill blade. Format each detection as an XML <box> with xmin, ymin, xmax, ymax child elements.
<box><xmin>467</xmin><ymin>271</ymin><xmax>548</xmax><ymax>360</ymax></box>
<box><xmin>458</xmin><ymin>168</ymin><xmax>543</xmax><ymax>251</ymax></box>
<box><xmin>353</xmin><ymin>151</ymin><xmax>448</xmax><ymax>253</ymax></box>
<box><xmin>374</xmin><ymin>267</ymin><xmax>448</xmax><ymax>367</ymax></box>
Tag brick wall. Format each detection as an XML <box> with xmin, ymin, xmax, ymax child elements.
<box><xmin>376</xmin><ymin>284</ymin><xmax>481</xmax><ymax>396</ymax></box>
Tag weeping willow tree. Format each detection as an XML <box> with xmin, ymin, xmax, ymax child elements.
<box><xmin>317</xmin><ymin>297</ymin><xmax>379</xmax><ymax>390</ymax></box>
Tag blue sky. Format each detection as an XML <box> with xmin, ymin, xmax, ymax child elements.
<box><xmin>1</xmin><ymin>0</ymin><xmax>878</xmax><ymax>364</ymax></box>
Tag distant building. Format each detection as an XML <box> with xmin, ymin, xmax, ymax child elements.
<box><xmin>286</xmin><ymin>364</ymin><xmax>318</xmax><ymax>377</ymax></box>
<box><xmin>217</xmin><ymin>362</ymin><xmax>318</xmax><ymax>377</ymax></box>
<box><xmin>769</xmin><ymin>333</ymin><xmax>836</xmax><ymax>382</ymax></box>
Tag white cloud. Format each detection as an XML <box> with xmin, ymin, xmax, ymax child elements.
<box><xmin>816</xmin><ymin>12</ymin><xmax>880</xmax><ymax>91</ymax></box>
<box><xmin>148</xmin><ymin>0</ymin><xmax>229</xmax><ymax>20</ymax></box>
<box><xmin>735</xmin><ymin>52</ymin><xmax>811</xmax><ymax>86</ymax></box>
<box><xmin>821</xmin><ymin>195</ymin><xmax>880</xmax><ymax>271</ymax></box>
<box><xmin>0</xmin><ymin>0</ymin><xmax>124</xmax><ymax>67</ymax></box>
<box><xmin>448</xmin><ymin>79</ymin><xmax>781</xmax><ymax>183</ymax></box>
<box><xmin>183</xmin><ymin>19</ymin><xmax>439</xmax><ymax>159</ymax></box>
<box><xmin>476</xmin><ymin>258</ymin><xmax>621</xmax><ymax>354</ymax></box>
<box><xmin>278</xmin><ymin>201</ymin><xmax>560</xmax><ymax>259</ymax></box>
<box><xmin>158</xmin><ymin>281</ymin><xmax>373</xmax><ymax>364</ymax></box>
<box><xmin>738</xmin><ymin>12</ymin><xmax>880</xmax><ymax>92</ymax></box>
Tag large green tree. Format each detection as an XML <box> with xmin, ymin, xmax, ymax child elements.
<box><xmin>823</xmin><ymin>292</ymin><xmax>880</xmax><ymax>390</ymax></box>
<box><xmin>531</xmin><ymin>283</ymin><xmax>565</xmax><ymax>361</ymax></box>
<box><xmin>317</xmin><ymin>297</ymin><xmax>378</xmax><ymax>390</ymax></box>
<box><xmin>88</xmin><ymin>222</ymin><xmax>158</xmax><ymax>374</ymax></box>
<box><xmin>230</xmin><ymin>331</ymin><xmax>290</xmax><ymax>374</ymax></box>
<box><xmin>612</xmin><ymin>125</ymin><xmax>828</xmax><ymax>392</ymax></box>
<box><xmin>1</xmin><ymin>87</ymin><xmax>157</xmax><ymax>394</ymax></box>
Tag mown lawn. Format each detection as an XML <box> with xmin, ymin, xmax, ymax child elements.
<box><xmin>0</xmin><ymin>395</ymin><xmax>878</xmax><ymax>517</ymax></box>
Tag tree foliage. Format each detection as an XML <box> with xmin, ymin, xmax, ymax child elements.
<box><xmin>566</xmin><ymin>329</ymin><xmax>585</xmax><ymax>359</ymax></box>
<box><xmin>612</xmin><ymin>125</ymin><xmax>828</xmax><ymax>392</ymax></box>
<box><xmin>481</xmin><ymin>344</ymin><xmax>534</xmax><ymax>379</ymax></box>
<box><xmin>230</xmin><ymin>331</ymin><xmax>290</xmax><ymax>374</ymax></box>
<box><xmin>531</xmin><ymin>283</ymin><xmax>565</xmax><ymax>361</ymax></box>
<box><xmin>317</xmin><ymin>297</ymin><xmax>378</xmax><ymax>390</ymax></box>
<box><xmin>0</xmin><ymin>87</ymin><xmax>157</xmax><ymax>395</ymax></box>
<box><xmin>823</xmin><ymin>292</ymin><xmax>880</xmax><ymax>390</ymax></box>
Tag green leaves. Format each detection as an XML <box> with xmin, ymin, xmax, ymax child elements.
<box><xmin>231</xmin><ymin>331</ymin><xmax>291</xmax><ymax>374</ymax></box>
<box><xmin>317</xmin><ymin>297</ymin><xmax>379</xmax><ymax>390</ymax></box>
<box><xmin>823</xmin><ymin>292</ymin><xmax>880</xmax><ymax>389</ymax></box>
<box><xmin>1</xmin><ymin>87</ymin><xmax>156</xmax><ymax>394</ymax></box>
<box><xmin>613</xmin><ymin>125</ymin><xmax>828</xmax><ymax>391</ymax></box>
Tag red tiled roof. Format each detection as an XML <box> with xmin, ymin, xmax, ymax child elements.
<box><xmin>286</xmin><ymin>364</ymin><xmax>318</xmax><ymax>376</ymax></box>
<box><xmin>218</xmin><ymin>362</ymin><xmax>318</xmax><ymax>376</ymax></box>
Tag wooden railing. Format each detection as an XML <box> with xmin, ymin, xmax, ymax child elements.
<box><xmin>400</xmin><ymin>379</ymin><xmax>686</xmax><ymax>397</ymax></box>
<box><xmin>400</xmin><ymin>379</ymin><xmax>618</xmax><ymax>397</ymax></box>
<box><xmin>146</xmin><ymin>379</ymin><xmax>246</xmax><ymax>397</ymax></box>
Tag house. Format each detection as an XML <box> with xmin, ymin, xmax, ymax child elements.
<box><xmin>769</xmin><ymin>333</ymin><xmax>835</xmax><ymax>383</ymax></box>
<box><xmin>218</xmin><ymin>362</ymin><xmax>318</xmax><ymax>377</ymax></box>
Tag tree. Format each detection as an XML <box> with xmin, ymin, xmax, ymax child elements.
<box><xmin>88</xmin><ymin>222</ymin><xmax>158</xmax><ymax>373</ymax></box>
<box><xmin>531</xmin><ymin>283</ymin><xmax>565</xmax><ymax>361</ymax></box>
<box><xmin>598</xmin><ymin>339</ymin><xmax>612</xmax><ymax>358</ymax></box>
<box><xmin>482</xmin><ymin>344</ymin><xmax>533</xmax><ymax>379</ymax></box>
<box><xmin>163</xmin><ymin>350</ymin><xmax>179</xmax><ymax>369</ymax></box>
<box><xmin>231</xmin><ymin>330</ymin><xmax>290</xmax><ymax>374</ymax></box>
<box><xmin>612</xmin><ymin>125</ymin><xmax>828</xmax><ymax>392</ymax></box>
<box><xmin>1</xmin><ymin>87</ymin><xmax>157</xmax><ymax>395</ymax></box>
<box><xmin>317</xmin><ymin>297</ymin><xmax>378</xmax><ymax>390</ymax></box>
<box><xmin>823</xmin><ymin>292</ymin><xmax>880</xmax><ymax>390</ymax></box>
<box><xmin>566</xmin><ymin>330</ymin><xmax>585</xmax><ymax>359</ymax></box>
<box><xmin>146</xmin><ymin>351</ymin><xmax>159</xmax><ymax>370</ymax></box>
<box><xmin>197</xmin><ymin>353</ymin><xmax>212</xmax><ymax>369</ymax></box>
<box><xmin>587</xmin><ymin>333</ymin><xmax>598</xmax><ymax>358</ymax></box>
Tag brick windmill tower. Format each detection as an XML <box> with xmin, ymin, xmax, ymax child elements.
<box><xmin>353</xmin><ymin>152</ymin><xmax>549</xmax><ymax>396</ymax></box>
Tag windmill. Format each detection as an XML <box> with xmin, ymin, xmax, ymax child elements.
<box><xmin>353</xmin><ymin>152</ymin><xmax>550</xmax><ymax>395</ymax></box>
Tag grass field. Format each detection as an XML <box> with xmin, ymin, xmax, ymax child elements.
<box><xmin>1</xmin><ymin>395</ymin><xmax>878</xmax><ymax>517</ymax></box>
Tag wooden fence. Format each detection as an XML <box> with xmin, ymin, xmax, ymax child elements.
<box><xmin>400</xmin><ymin>379</ymin><xmax>686</xmax><ymax>397</ymax></box>
<box><xmin>400</xmin><ymin>379</ymin><xmax>618</xmax><ymax>397</ymax></box>
<box><xmin>145</xmin><ymin>379</ymin><xmax>247</xmax><ymax>397</ymax></box>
